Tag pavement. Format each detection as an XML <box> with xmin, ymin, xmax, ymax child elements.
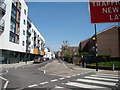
<box><xmin>40</xmin><ymin>60</ymin><xmax>119</xmax><ymax>77</ymax></box>
<box><xmin>0</xmin><ymin>61</ymin><xmax>34</xmax><ymax>71</ymax></box>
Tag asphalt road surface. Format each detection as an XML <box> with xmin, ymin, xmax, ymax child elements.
<box><xmin>0</xmin><ymin>60</ymin><xmax>119</xmax><ymax>90</ymax></box>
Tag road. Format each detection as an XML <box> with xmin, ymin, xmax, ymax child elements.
<box><xmin>0</xmin><ymin>60</ymin><xmax>119</xmax><ymax>90</ymax></box>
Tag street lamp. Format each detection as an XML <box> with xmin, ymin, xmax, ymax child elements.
<box><xmin>94</xmin><ymin>24</ymin><xmax>98</xmax><ymax>71</ymax></box>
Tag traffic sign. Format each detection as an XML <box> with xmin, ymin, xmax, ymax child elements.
<box><xmin>89</xmin><ymin>0</ymin><xmax>120</xmax><ymax>23</ymax></box>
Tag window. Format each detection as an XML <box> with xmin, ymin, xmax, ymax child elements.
<box><xmin>10</xmin><ymin>20</ymin><xmax>16</xmax><ymax>32</ymax></box>
<box><xmin>9</xmin><ymin>32</ymin><xmax>15</xmax><ymax>42</ymax></box>
<box><xmin>24</xmin><ymin>9</ymin><xmax>26</xmax><ymax>15</ymax></box>
<box><xmin>11</xmin><ymin>12</ymin><xmax>16</xmax><ymax>20</ymax></box>
<box><xmin>13</xmin><ymin>2</ymin><xmax>17</xmax><ymax>6</ymax></box>
<box><xmin>12</xmin><ymin>7</ymin><xmax>16</xmax><ymax>15</ymax></box>
<box><xmin>22</xmin><ymin>41</ymin><xmax>24</xmax><ymax>46</ymax></box>
<box><xmin>24</xmin><ymin>19</ymin><xmax>26</xmax><ymax>25</ymax></box>
<box><xmin>23</xmin><ymin>30</ymin><xmax>25</xmax><ymax>35</ymax></box>
<box><xmin>32</xmin><ymin>29</ymin><xmax>34</xmax><ymax>32</ymax></box>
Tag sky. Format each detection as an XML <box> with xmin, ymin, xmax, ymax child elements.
<box><xmin>26</xmin><ymin>2</ymin><xmax>118</xmax><ymax>52</ymax></box>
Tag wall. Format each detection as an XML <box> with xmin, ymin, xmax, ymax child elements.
<box><xmin>0</xmin><ymin>0</ymin><xmax>28</xmax><ymax>53</ymax></box>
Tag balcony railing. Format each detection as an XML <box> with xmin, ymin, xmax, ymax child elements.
<box><xmin>0</xmin><ymin>19</ymin><xmax>4</xmax><ymax>31</ymax></box>
<box><xmin>0</xmin><ymin>2</ymin><xmax>6</xmax><ymax>14</ymax></box>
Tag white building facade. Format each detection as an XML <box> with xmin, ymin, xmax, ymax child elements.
<box><xmin>44</xmin><ymin>48</ymin><xmax>55</xmax><ymax>59</ymax></box>
<box><xmin>0</xmin><ymin>0</ymin><xmax>45</xmax><ymax>63</ymax></box>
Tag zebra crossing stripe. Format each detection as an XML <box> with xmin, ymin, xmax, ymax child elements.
<box><xmin>65</xmin><ymin>82</ymin><xmax>110</xmax><ymax>90</ymax></box>
<box><xmin>91</xmin><ymin>75</ymin><xmax>119</xmax><ymax>79</ymax></box>
<box><xmin>76</xmin><ymin>79</ymin><xmax>116</xmax><ymax>86</ymax></box>
<box><xmin>97</xmin><ymin>73</ymin><xmax>120</xmax><ymax>77</ymax></box>
<box><xmin>84</xmin><ymin>76</ymin><xmax>118</xmax><ymax>82</ymax></box>
<box><xmin>55</xmin><ymin>85</ymin><xmax>64</xmax><ymax>88</ymax></box>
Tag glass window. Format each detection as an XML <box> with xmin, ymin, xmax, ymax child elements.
<box><xmin>12</xmin><ymin>7</ymin><xmax>16</xmax><ymax>15</ymax></box>
<box><xmin>24</xmin><ymin>9</ymin><xmax>26</xmax><ymax>15</ymax></box>
<box><xmin>13</xmin><ymin>1</ymin><xmax>17</xmax><ymax>7</ymax></box>
<box><xmin>9</xmin><ymin>32</ymin><xmax>15</xmax><ymax>42</ymax></box>
<box><xmin>24</xmin><ymin>19</ymin><xmax>26</xmax><ymax>25</ymax></box>
<box><xmin>32</xmin><ymin>29</ymin><xmax>34</xmax><ymax>32</ymax></box>
<box><xmin>23</xmin><ymin>30</ymin><xmax>25</xmax><ymax>35</ymax></box>
<box><xmin>11</xmin><ymin>12</ymin><xmax>16</xmax><ymax>20</ymax></box>
<box><xmin>23</xmin><ymin>41</ymin><xmax>24</xmax><ymax>46</ymax></box>
<box><xmin>16</xmin><ymin>36</ymin><xmax>19</xmax><ymax>44</ymax></box>
<box><xmin>10</xmin><ymin>20</ymin><xmax>16</xmax><ymax>32</ymax></box>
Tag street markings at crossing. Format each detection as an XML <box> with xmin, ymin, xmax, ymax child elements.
<box><xmin>76</xmin><ymin>79</ymin><xmax>116</xmax><ymax>86</ymax></box>
<box><xmin>84</xmin><ymin>76</ymin><xmax>118</xmax><ymax>82</ymax></box>
<box><xmin>65</xmin><ymin>82</ymin><xmax>110</xmax><ymax>90</ymax></box>
<box><xmin>90</xmin><ymin>75</ymin><xmax>119</xmax><ymax>79</ymax></box>
<box><xmin>54</xmin><ymin>73</ymin><xmax>119</xmax><ymax>90</ymax></box>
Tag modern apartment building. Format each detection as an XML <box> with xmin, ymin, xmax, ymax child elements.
<box><xmin>79</xmin><ymin>26</ymin><xmax>120</xmax><ymax>58</ymax></box>
<box><xmin>0</xmin><ymin>0</ymin><xmax>45</xmax><ymax>63</ymax></box>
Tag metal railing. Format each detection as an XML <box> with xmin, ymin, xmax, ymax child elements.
<box><xmin>0</xmin><ymin>19</ymin><xmax>4</xmax><ymax>31</ymax></box>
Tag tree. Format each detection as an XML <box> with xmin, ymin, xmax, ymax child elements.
<box><xmin>61</xmin><ymin>40</ymin><xmax>69</xmax><ymax>58</ymax></box>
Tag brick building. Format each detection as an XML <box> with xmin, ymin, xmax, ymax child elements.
<box><xmin>79</xmin><ymin>26</ymin><xmax>120</xmax><ymax>58</ymax></box>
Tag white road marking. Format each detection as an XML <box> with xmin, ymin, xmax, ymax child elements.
<box><xmin>72</xmin><ymin>75</ymin><xmax>76</xmax><ymax>77</ymax></box>
<box><xmin>51</xmin><ymin>79</ymin><xmax>58</xmax><ymax>82</ymax></box>
<box><xmin>0</xmin><ymin>76</ymin><xmax>9</xmax><ymax>89</ymax></box>
<box><xmin>77</xmin><ymin>74</ymin><xmax>80</xmax><ymax>75</ymax></box>
<box><xmin>6</xmin><ymin>70</ymin><xmax>8</xmax><ymax>73</ymax></box>
<box><xmin>3</xmin><ymin>81</ymin><xmax>9</xmax><ymax>89</ymax></box>
<box><xmin>55</xmin><ymin>85</ymin><xmax>64</xmax><ymax>88</ymax></box>
<box><xmin>91</xmin><ymin>75</ymin><xmax>119</xmax><ymax>79</ymax></box>
<box><xmin>85</xmin><ymin>76</ymin><xmax>118</xmax><ymax>82</ymax></box>
<box><xmin>44</xmin><ymin>70</ymin><xmax>46</xmax><ymax>74</ymax></box>
<box><xmin>65</xmin><ymin>82</ymin><xmax>110</xmax><ymax>89</ymax></box>
<box><xmin>59</xmin><ymin>78</ymin><xmax>65</xmax><ymax>80</ymax></box>
<box><xmin>28</xmin><ymin>84</ymin><xmax>38</xmax><ymax>87</ymax></box>
<box><xmin>97</xmin><ymin>73</ymin><xmax>120</xmax><ymax>77</ymax></box>
<box><xmin>40</xmin><ymin>82</ymin><xmax>48</xmax><ymax>85</ymax></box>
<box><xmin>76</xmin><ymin>79</ymin><xmax>116</xmax><ymax>86</ymax></box>
<box><xmin>66</xmin><ymin>76</ymin><xmax>71</xmax><ymax>78</ymax></box>
<box><xmin>0</xmin><ymin>76</ymin><xmax>7</xmax><ymax>81</ymax></box>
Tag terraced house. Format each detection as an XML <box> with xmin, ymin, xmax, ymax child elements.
<box><xmin>0</xmin><ymin>0</ymin><xmax>45</xmax><ymax>64</ymax></box>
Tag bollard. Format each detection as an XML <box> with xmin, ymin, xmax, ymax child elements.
<box><xmin>112</xmin><ymin>64</ymin><xmax>115</xmax><ymax>71</ymax></box>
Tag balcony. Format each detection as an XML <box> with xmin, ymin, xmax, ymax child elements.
<box><xmin>26</xmin><ymin>47</ymin><xmax>31</xmax><ymax>53</ymax></box>
<box><xmin>0</xmin><ymin>19</ymin><xmax>4</xmax><ymax>32</ymax></box>
<box><xmin>38</xmin><ymin>37</ymin><xmax>41</xmax><ymax>40</ymax></box>
<box><xmin>28</xmin><ymin>47</ymin><xmax>31</xmax><ymax>51</ymax></box>
<box><xmin>26</xmin><ymin>38</ymin><xmax>31</xmax><ymax>44</ymax></box>
<box><xmin>0</xmin><ymin>2</ymin><xmax>6</xmax><ymax>18</ymax></box>
<box><xmin>34</xmin><ymin>33</ymin><xmax>38</xmax><ymax>38</ymax></box>
<box><xmin>27</xmin><ymin>29</ymin><xmax>31</xmax><ymax>35</ymax></box>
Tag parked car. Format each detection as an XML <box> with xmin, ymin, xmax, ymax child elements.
<box><xmin>33</xmin><ymin>57</ymin><xmax>44</xmax><ymax>63</ymax></box>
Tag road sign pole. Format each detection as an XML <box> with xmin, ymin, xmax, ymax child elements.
<box><xmin>94</xmin><ymin>24</ymin><xmax>98</xmax><ymax>71</ymax></box>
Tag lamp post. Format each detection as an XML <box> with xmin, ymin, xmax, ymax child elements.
<box><xmin>94</xmin><ymin>24</ymin><xmax>98</xmax><ymax>71</ymax></box>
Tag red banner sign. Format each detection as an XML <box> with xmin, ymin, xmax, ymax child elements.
<box><xmin>89</xmin><ymin>0</ymin><xmax>120</xmax><ymax>23</ymax></box>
